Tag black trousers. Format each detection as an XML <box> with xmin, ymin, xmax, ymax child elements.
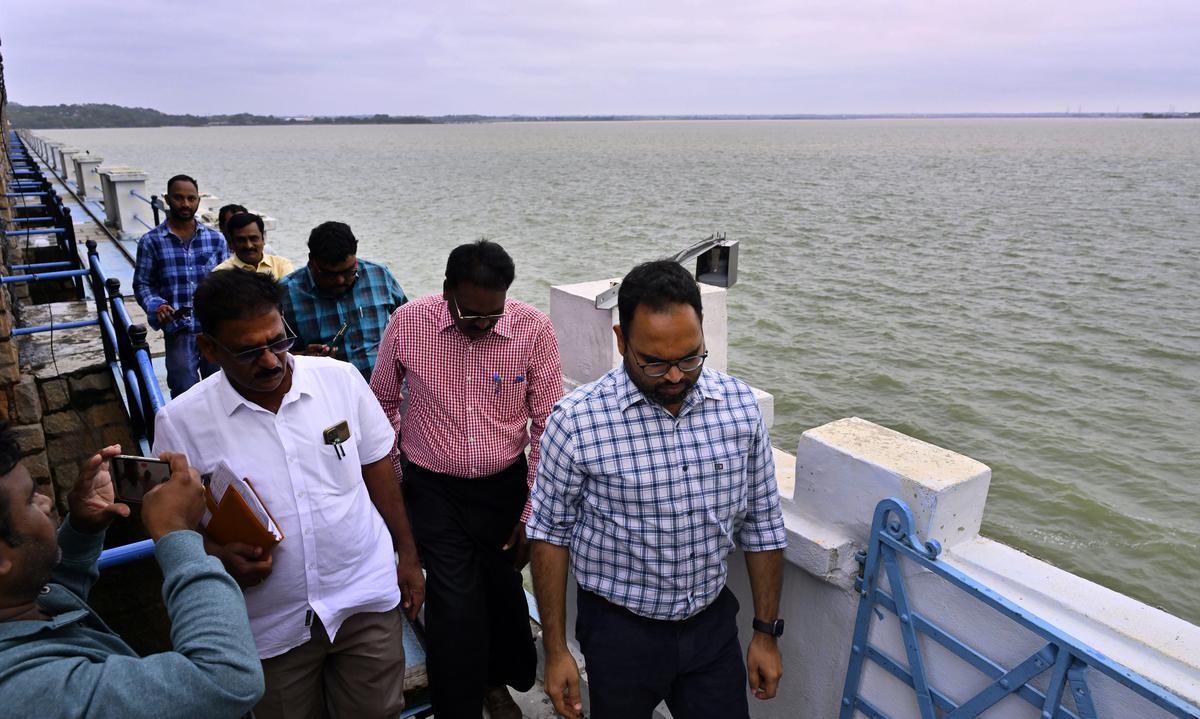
<box><xmin>576</xmin><ymin>587</ymin><xmax>750</xmax><ymax>719</ymax></box>
<box><xmin>403</xmin><ymin>457</ymin><xmax>536</xmax><ymax>718</ymax></box>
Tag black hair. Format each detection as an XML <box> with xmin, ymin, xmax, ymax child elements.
<box><xmin>225</xmin><ymin>212</ymin><xmax>264</xmax><ymax>235</ymax></box>
<box><xmin>166</xmin><ymin>174</ymin><xmax>199</xmax><ymax>193</ymax></box>
<box><xmin>194</xmin><ymin>268</ymin><xmax>283</xmax><ymax>335</ymax></box>
<box><xmin>617</xmin><ymin>260</ymin><xmax>703</xmax><ymax>338</ymax></box>
<box><xmin>0</xmin><ymin>423</ymin><xmax>24</xmax><ymax>547</ymax></box>
<box><xmin>218</xmin><ymin>203</ymin><xmax>248</xmax><ymax>225</ymax></box>
<box><xmin>444</xmin><ymin>239</ymin><xmax>515</xmax><ymax>291</ymax></box>
<box><xmin>307</xmin><ymin>222</ymin><xmax>358</xmax><ymax>265</ymax></box>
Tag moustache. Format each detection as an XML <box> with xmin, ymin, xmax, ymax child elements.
<box><xmin>255</xmin><ymin>366</ymin><xmax>284</xmax><ymax>380</ymax></box>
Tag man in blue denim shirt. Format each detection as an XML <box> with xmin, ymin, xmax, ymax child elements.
<box><xmin>0</xmin><ymin>425</ymin><xmax>263</xmax><ymax>718</ymax></box>
<box><xmin>133</xmin><ymin>174</ymin><xmax>229</xmax><ymax>397</ymax></box>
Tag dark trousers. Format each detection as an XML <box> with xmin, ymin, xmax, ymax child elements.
<box><xmin>576</xmin><ymin>587</ymin><xmax>750</xmax><ymax>719</ymax></box>
<box><xmin>403</xmin><ymin>457</ymin><xmax>536</xmax><ymax>718</ymax></box>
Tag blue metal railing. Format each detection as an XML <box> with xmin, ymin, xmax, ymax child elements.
<box><xmin>5</xmin><ymin>132</ymin><xmax>165</xmax><ymax>455</ymax></box>
<box><xmin>128</xmin><ymin>188</ymin><xmax>162</xmax><ymax>226</ymax></box>
<box><xmin>839</xmin><ymin>498</ymin><xmax>1200</xmax><ymax>719</ymax></box>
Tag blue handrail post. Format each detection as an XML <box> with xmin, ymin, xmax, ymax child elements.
<box><xmin>150</xmin><ymin>194</ymin><xmax>161</xmax><ymax>226</ymax></box>
<box><xmin>61</xmin><ymin>207</ymin><xmax>85</xmax><ymax>300</ymax></box>
<box><xmin>106</xmin><ymin>278</ymin><xmax>146</xmax><ymax>440</ymax></box>
<box><xmin>129</xmin><ymin>324</ymin><xmax>158</xmax><ymax>445</ymax></box>
<box><xmin>85</xmin><ymin>240</ymin><xmax>117</xmax><ymax>366</ymax></box>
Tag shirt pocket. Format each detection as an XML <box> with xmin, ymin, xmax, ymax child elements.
<box><xmin>695</xmin><ymin>450</ymin><xmax>748</xmax><ymax>526</ymax></box>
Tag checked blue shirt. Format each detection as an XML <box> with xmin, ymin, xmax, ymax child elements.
<box><xmin>279</xmin><ymin>259</ymin><xmax>407</xmax><ymax>380</ymax></box>
<box><xmin>528</xmin><ymin>365</ymin><xmax>787</xmax><ymax>621</ymax></box>
<box><xmin>133</xmin><ymin>221</ymin><xmax>229</xmax><ymax>335</ymax></box>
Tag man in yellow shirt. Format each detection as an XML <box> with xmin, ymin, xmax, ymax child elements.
<box><xmin>213</xmin><ymin>213</ymin><xmax>295</xmax><ymax>282</ymax></box>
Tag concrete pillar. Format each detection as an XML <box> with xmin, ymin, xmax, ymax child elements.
<box><xmin>98</xmin><ymin>167</ymin><xmax>151</xmax><ymax>237</ymax></box>
<box><xmin>43</xmin><ymin>141</ymin><xmax>63</xmax><ymax>171</ymax></box>
<box><xmin>58</xmin><ymin>148</ymin><xmax>81</xmax><ymax>185</ymax></box>
<box><xmin>73</xmin><ymin>155</ymin><xmax>104</xmax><ymax>198</ymax></box>
<box><xmin>549</xmin><ymin>278</ymin><xmax>729</xmax><ymax>386</ymax></box>
<box><xmin>549</xmin><ymin>276</ymin><xmax>775</xmax><ymax>424</ymax></box>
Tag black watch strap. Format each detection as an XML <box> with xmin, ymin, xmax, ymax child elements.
<box><xmin>752</xmin><ymin>617</ymin><xmax>784</xmax><ymax>637</ymax></box>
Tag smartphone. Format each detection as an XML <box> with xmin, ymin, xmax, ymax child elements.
<box><xmin>111</xmin><ymin>455</ymin><xmax>171</xmax><ymax>503</ymax></box>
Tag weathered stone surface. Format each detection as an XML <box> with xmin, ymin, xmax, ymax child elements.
<box><xmin>47</xmin><ymin>435</ymin><xmax>84</xmax><ymax>466</ymax></box>
<box><xmin>0</xmin><ymin>397</ymin><xmax>10</xmax><ymax>423</ymax></box>
<box><xmin>43</xmin><ymin>410</ymin><xmax>84</xmax><ymax>437</ymax></box>
<box><xmin>14</xmin><ymin>375</ymin><xmax>43</xmax><ymax>423</ymax></box>
<box><xmin>41</xmin><ymin>378</ymin><xmax>71</xmax><ymax>411</ymax></box>
<box><xmin>52</xmin><ymin>461</ymin><xmax>80</xmax><ymax>493</ymax></box>
<box><xmin>69</xmin><ymin>371</ymin><xmax>113</xmax><ymax>395</ymax></box>
<box><xmin>10</xmin><ymin>423</ymin><xmax>46</xmax><ymax>453</ymax></box>
<box><xmin>0</xmin><ymin>339</ymin><xmax>19</xmax><ymax>383</ymax></box>
<box><xmin>24</xmin><ymin>450</ymin><xmax>51</xmax><ymax>483</ymax></box>
<box><xmin>0</xmin><ymin>308</ymin><xmax>12</xmax><ymax>338</ymax></box>
<box><xmin>102</xmin><ymin>424</ymin><xmax>136</xmax><ymax>450</ymax></box>
<box><xmin>84</xmin><ymin>402</ymin><xmax>126</xmax><ymax>427</ymax></box>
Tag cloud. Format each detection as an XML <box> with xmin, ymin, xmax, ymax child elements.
<box><xmin>2</xmin><ymin>0</ymin><xmax>1197</xmax><ymax>114</ymax></box>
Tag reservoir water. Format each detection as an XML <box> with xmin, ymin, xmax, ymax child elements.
<box><xmin>43</xmin><ymin>119</ymin><xmax>1200</xmax><ymax>623</ymax></box>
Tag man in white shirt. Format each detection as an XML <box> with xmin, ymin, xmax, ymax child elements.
<box><xmin>152</xmin><ymin>269</ymin><xmax>424</xmax><ymax>719</ymax></box>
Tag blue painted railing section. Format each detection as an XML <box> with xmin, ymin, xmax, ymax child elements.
<box><xmin>4</xmin><ymin>131</ymin><xmax>166</xmax><ymax>456</ymax></box>
<box><xmin>839</xmin><ymin>498</ymin><xmax>1200</xmax><ymax>719</ymax></box>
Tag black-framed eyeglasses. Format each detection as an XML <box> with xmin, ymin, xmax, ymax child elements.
<box><xmin>312</xmin><ymin>263</ymin><xmax>359</xmax><ymax>283</ymax></box>
<box><xmin>450</xmin><ymin>295</ymin><xmax>506</xmax><ymax>322</ymax></box>
<box><xmin>205</xmin><ymin>320</ymin><xmax>298</xmax><ymax>365</ymax></box>
<box><xmin>631</xmin><ymin>350</ymin><xmax>709</xmax><ymax>377</ymax></box>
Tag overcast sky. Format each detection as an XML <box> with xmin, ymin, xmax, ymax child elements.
<box><xmin>3</xmin><ymin>1</ymin><xmax>1197</xmax><ymax>115</ymax></box>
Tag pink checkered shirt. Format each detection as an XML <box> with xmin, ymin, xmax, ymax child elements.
<box><xmin>369</xmin><ymin>294</ymin><xmax>563</xmax><ymax>521</ymax></box>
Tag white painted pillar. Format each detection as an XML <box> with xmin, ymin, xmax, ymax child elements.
<box><xmin>73</xmin><ymin>155</ymin><xmax>104</xmax><ymax>198</ymax></box>
<box><xmin>98</xmin><ymin>167</ymin><xmax>151</xmax><ymax>237</ymax></box>
<box><xmin>549</xmin><ymin>277</ymin><xmax>774</xmax><ymax>424</ymax></box>
<box><xmin>58</xmin><ymin>148</ymin><xmax>81</xmax><ymax>185</ymax></box>
<box><xmin>43</xmin><ymin>141</ymin><xmax>63</xmax><ymax>171</ymax></box>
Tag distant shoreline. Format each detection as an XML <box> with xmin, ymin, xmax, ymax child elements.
<box><xmin>11</xmin><ymin>101</ymin><xmax>1198</xmax><ymax>129</ymax></box>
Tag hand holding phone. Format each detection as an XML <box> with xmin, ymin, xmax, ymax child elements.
<box><xmin>141</xmin><ymin>452</ymin><xmax>207</xmax><ymax>541</ymax></box>
<box><xmin>111</xmin><ymin>455</ymin><xmax>172</xmax><ymax>503</ymax></box>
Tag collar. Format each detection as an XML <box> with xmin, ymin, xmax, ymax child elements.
<box><xmin>437</xmin><ymin>297</ymin><xmax>515</xmax><ymax>341</ymax></box>
<box><xmin>0</xmin><ymin>587</ymin><xmax>92</xmax><ymax>641</ymax></box>
<box><xmin>215</xmin><ymin>355</ymin><xmax>312</xmax><ymax>417</ymax></box>
<box><xmin>228</xmin><ymin>255</ymin><xmax>274</xmax><ymax>272</ymax></box>
<box><xmin>615</xmin><ymin>365</ymin><xmax>723</xmax><ymax>415</ymax></box>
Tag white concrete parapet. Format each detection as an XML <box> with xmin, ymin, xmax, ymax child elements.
<box><xmin>98</xmin><ymin>167</ymin><xmax>151</xmax><ymax>237</ymax></box>
<box><xmin>43</xmin><ymin>141</ymin><xmax>63</xmax><ymax>172</ymax></box>
<box><xmin>73</xmin><ymin>155</ymin><xmax>104</xmax><ymax>198</ymax></box>
<box><xmin>723</xmin><ymin>417</ymin><xmax>1200</xmax><ymax>718</ymax></box>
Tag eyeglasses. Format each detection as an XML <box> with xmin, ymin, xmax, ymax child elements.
<box><xmin>632</xmin><ymin>350</ymin><xmax>709</xmax><ymax>377</ymax></box>
<box><xmin>205</xmin><ymin>321</ymin><xmax>298</xmax><ymax>365</ymax></box>
<box><xmin>450</xmin><ymin>295</ymin><xmax>506</xmax><ymax>322</ymax></box>
<box><xmin>312</xmin><ymin>263</ymin><xmax>359</xmax><ymax>283</ymax></box>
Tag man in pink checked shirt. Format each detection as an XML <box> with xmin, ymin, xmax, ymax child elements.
<box><xmin>370</xmin><ymin>239</ymin><xmax>563</xmax><ymax>719</ymax></box>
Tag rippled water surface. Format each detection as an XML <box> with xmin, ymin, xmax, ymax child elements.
<box><xmin>46</xmin><ymin>120</ymin><xmax>1200</xmax><ymax>623</ymax></box>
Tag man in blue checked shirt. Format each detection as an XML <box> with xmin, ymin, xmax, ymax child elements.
<box><xmin>529</xmin><ymin>260</ymin><xmax>788</xmax><ymax>719</ymax></box>
<box><xmin>280</xmin><ymin>221</ymin><xmax>407</xmax><ymax>380</ymax></box>
<box><xmin>133</xmin><ymin>174</ymin><xmax>229</xmax><ymax>398</ymax></box>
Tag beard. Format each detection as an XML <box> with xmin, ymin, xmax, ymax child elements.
<box><xmin>623</xmin><ymin>357</ymin><xmax>697</xmax><ymax>408</ymax></box>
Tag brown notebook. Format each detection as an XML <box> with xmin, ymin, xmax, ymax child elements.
<box><xmin>202</xmin><ymin>461</ymin><xmax>284</xmax><ymax>551</ymax></box>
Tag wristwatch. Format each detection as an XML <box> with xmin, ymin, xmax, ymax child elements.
<box><xmin>752</xmin><ymin>617</ymin><xmax>785</xmax><ymax>637</ymax></box>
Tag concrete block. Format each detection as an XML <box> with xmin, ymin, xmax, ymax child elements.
<box><xmin>74</xmin><ymin>156</ymin><xmax>104</xmax><ymax>198</ymax></box>
<box><xmin>791</xmin><ymin>417</ymin><xmax>991</xmax><ymax>551</ymax></box>
<box><xmin>42</xmin><ymin>411</ymin><xmax>83</xmax><ymax>437</ymax></box>
<box><xmin>14</xmin><ymin>376</ymin><xmax>43</xmax><ymax>424</ymax></box>
<box><xmin>40</xmin><ymin>379</ymin><xmax>71</xmax><ymax>412</ymax></box>
<box><xmin>10</xmin><ymin>423</ymin><xmax>46</xmax><ymax>453</ymax></box>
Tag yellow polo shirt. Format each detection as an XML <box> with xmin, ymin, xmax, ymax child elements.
<box><xmin>213</xmin><ymin>254</ymin><xmax>296</xmax><ymax>282</ymax></box>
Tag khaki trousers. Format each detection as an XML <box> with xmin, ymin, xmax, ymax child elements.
<box><xmin>253</xmin><ymin>607</ymin><xmax>406</xmax><ymax>719</ymax></box>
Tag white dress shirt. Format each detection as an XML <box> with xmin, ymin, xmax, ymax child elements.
<box><xmin>153</xmin><ymin>355</ymin><xmax>400</xmax><ymax>659</ymax></box>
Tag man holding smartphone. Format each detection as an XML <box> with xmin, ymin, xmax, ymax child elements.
<box><xmin>0</xmin><ymin>427</ymin><xmax>264</xmax><ymax>718</ymax></box>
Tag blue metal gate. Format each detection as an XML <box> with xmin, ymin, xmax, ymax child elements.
<box><xmin>839</xmin><ymin>498</ymin><xmax>1200</xmax><ymax>719</ymax></box>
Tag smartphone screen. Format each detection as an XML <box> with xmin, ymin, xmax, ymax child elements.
<box><xmin>111</xmin><ymin>455</ymin><xmax>171</xmax><ymax>503</ymax></box>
